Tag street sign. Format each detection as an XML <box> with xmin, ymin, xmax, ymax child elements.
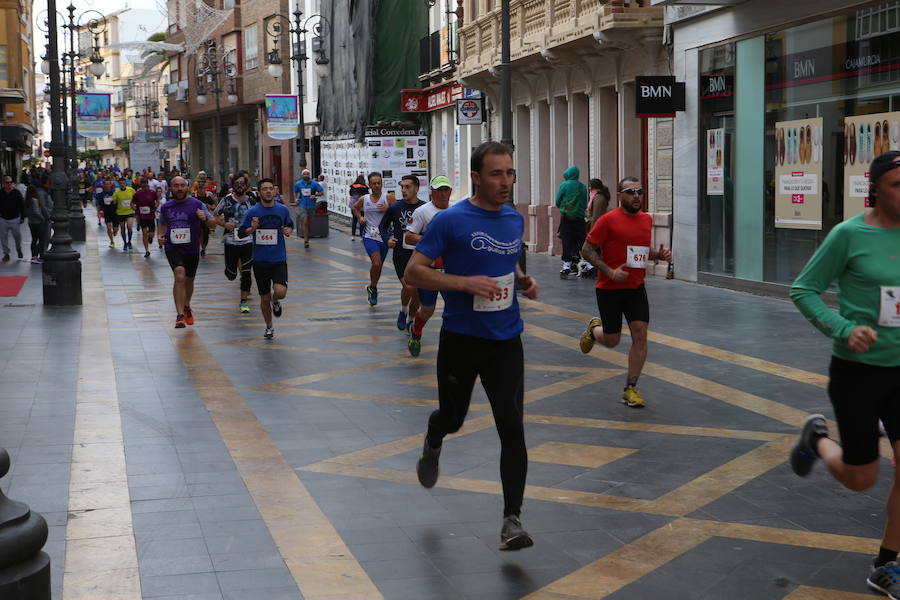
<box><xmin>456</xmin><ymin>98</ymin><xmax>484</xmax><ymax>125</ymax></box>
<box><xmin>43</xmin><ymin>150</ymin><xmax>51</xmax><ymax>157</ymax></box>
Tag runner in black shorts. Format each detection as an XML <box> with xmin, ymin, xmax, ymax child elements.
<box><xmin>381</xmin><ymin>175</ymin><xmax>425</xmax><ymax>331</ymax></box>
<box><xmin>577</xmin><ymin>177</ymin><xmax>671</xmax><ymax>408</ymax></box>
<box><xmin>789</xmin><ymin>152</ymin><xmax>900</xmax><ymax>598</ymax></box>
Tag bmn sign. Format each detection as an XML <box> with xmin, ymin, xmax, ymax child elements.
<box><xmin>635</xmin><ymin>76</ymin><xmax>686</xmax><ymax>118</ymax></box>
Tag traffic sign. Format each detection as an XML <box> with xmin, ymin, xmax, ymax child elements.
<box><xmin>43</xmin><ymin>150</ymin><xmax>51</xmax><ymax>157</ymax></box>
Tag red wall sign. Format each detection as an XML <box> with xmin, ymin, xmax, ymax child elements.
<box><xmin>401</xmin><ymin>83</ymin><xmax>463</xmax><ymax>113</ymax></box>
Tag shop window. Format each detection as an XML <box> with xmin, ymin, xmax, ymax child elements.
<box><xmin>698</xmin><ymin>43</ymin><xmax>735</xmax><ymax>276</ymax></box>
<box><xmin>762</xmin><ymin>3</ymin><xmax>900</xmax><ymax>283</ymax></box>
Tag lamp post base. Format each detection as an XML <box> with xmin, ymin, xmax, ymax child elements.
<box><xmin>69</xmin><ymin>214</ymin><xmax>85</xmax><ymax>242</ymax></box>
<box><xmin>41</xmin><ymin>255</ymin><xmax>82</xmax><ymax>306</ymax></box>
<box><xmin>0</xmin><ymin>550</ymin><xmax>51</xmax><ymax>600</ymax></box>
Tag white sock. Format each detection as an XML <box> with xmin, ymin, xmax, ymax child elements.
<box><xmin>401</xmin><ymin>303</ymin><xmax>409</xmax><ymax>315</ymax></box>
<box><xmin>562</xmin><ymin>261</ymin><xmax>572</xmax><ymax>269</ymax></box>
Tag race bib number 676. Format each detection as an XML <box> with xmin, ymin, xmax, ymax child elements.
<box><xmin>473</xmin><ymin>273</ymin><xmax>515</xmax><ymax>312</ymax></box>
<box><xmin>626</xmin><ymin>245</ymin><xmax>649</xmax><ymax>269</ymax></box>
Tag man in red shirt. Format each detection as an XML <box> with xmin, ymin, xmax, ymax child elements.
<box><xmin>577</xmin><ymin>176</ymin><xmax>671</xmax><ymax>408</ymax></box>
<box><xmin>133</xmin><ymin>178</ymin><xmax>160</xmax><ymax>258</ymax></box>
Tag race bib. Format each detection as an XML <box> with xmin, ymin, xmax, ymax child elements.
<box><xmin>366</xmin><ymin>224</ymin><xmax>382</xmax><ymax>241</ymax></box>
<box><xmin>473</xmin><ymin>273</ymin><xmax>515</xmax><ymax>312</ymax></box>
<box><xmin>170</xmin><ymin>227</ymin><xmax>190</xmax><ymax>244</ymax></box>
<box><xmin>301</xmin><ymin>188</ymin><xmax>311</xmax><ymax>197</ymax></box>
<box><xmin>626</xmin><ymin>245</ymin><xmax>649</xmax><ymax>269</ymax></box>
<box><xmin>121</xmin><ymin>199</ymin><xmax>131</xmax><ymax>208</ymax></box>
<box><xmin>103</xmin><ymin>196</ymin><xmax>113</xmax><ymax>205</ymax></box>
<box><xmin>256</xmin><ymin>229</ymin><xmax>277</xmax><ymax>245</ymax></box>
<box><xmin>879</xmin><ymin>286</ymin><xmax>900</xmax><ymax>328</ymax></box>
<box><xmin>139</xmin><ymin>206</ymin><xmax>151</xmax><ymax>215</ymax></box>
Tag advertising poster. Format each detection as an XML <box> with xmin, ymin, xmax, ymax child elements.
<box><xmin>75</xmin><ymin>93</ymin><xmax>111</xmax><ymax>138</ymax></box>
<box><xmin>706</xmin><ymin>128</ymin><xmax>724</xmax><ymax>195</ymax></box>
<box><xmin>774</xmin><ymin>117</ymin><xmax>823</xmax><ymax>230</ymax></box>
<box><xmin>264</xmin><ymin>95</ymin><xmax>299</xmax><ymax>140</ymax></box>
<box><xmin>161</xmin><ymin>125</ymin><xmax>180</xmax><ymax>149</ymax></box>
<box><xmin>320</xmin><ymin>128</ymin><xmax>429</xmax><ymax>217</ymax></box>
<box><xmin>843</xmin><ymin>111</ymin><xmax>900</xmax><ymax>219</ymax></box>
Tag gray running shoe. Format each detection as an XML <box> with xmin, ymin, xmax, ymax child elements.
<box><xmin>790</xmin><ymin>414</ymin><xmax>827</xmax><ymax>477</ymax></box>
<box><xmin>272</xmin><ymin>300</ymin><xmax>282</xmax><ymax>318</ymax></box>
<box><xmin>500</xmin><ymin>515</ymin><xmax>534</xmax><ymax>551</ymax></box>
<box><xmin>264</xmin><ymin>327</ymin><xmax>274</xmax><ymax>339</ymax></box>
<box><xmin>416</xmin><ymin>438</ymin><xmax>441</xmax><ymax>488</ymax></box>
<box><xmin>868</xmin><ymin>561</ymin><xmax>900</xmax><ymax>599</ymax></box>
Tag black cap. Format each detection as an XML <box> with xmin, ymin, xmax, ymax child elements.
<box><xmin>869</xmin><ymin>151</ymin><xmax>900</xmax><ymax>184</ymax></box>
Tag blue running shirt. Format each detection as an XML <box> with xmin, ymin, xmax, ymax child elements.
<box><xmin>415</xmin><ymin>199</ymin><xmax>524</xmax><ymax>341</ymax></box>
<box><xmin>239</xmin><ymin>202</ymin><xmax>294</xmax><ymax>263</ymax></box>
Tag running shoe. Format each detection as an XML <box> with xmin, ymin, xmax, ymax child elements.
<box><xmin>304</xmin><ymin>240</ymin><xmax>310</xmax><ymax>249</ymax></box>
<box><xmin>264</xmin><ymin>327</ymin><xmax>275</xmax><ymax>339</ymax></box>
<box><xmin>30</xmin><ymin>257</ymin><xmax>43</xmax><ymax>264</ymax></box>
<box><xmin>1</xmin><ymin>254</ymin><xmax>8</xmax><ymax>262</ymax></box>
<box><xmin>366</xmin><ymin>285</ymin><xmax>378</xmax><ymax>306</ymax></box>
<box><xmin>396</xmin><ymin>311</ymin><xmax>407</xmax><ymax>330</ymax></box>
<box><xmin>109</xmin><ymin>241</ymin><xmax>115</xmax><ymax>248</ymax></box>
<box><xmin>239</xmin><ymin>300</ymin><xmax>250</xmax><ymax>314</ymax></box>
<box><xmin>622</xmin><ymin>385</ymin><xmax>645</xmax><ymax>408</ymax></box>
<box><xmin>500</xmin><ymin>515</ymin><xmax>534</xmax><ymax>551</ymax></box>
<box><xmin>868</xmin><ymin>561</ymin><xmax>900</xmax><ymax>599</ymax></box>
<box><xmin>408</xmin><ymin>332</ymin><xmax>422</xmax><ymax>357</ymax></box>
<box><xmin>184</xmin><ymin>305</ymin><xmax>195</xmax><ymax>326</ymax></box>
<box><xmin>579</xmin><ymin>318</ymin><xmax>602</xmax><ymax>354</ymax></box>
<box><xmin>144</xmin><ymin>251</ymin><xmax>150</xmax><ymax>258</ymax></box>
<box><xmin>16</xmin><ymin>249</ymin><xmax>22</xmax><ymax>259</ymax></box>
<box><xmin>790</xmin><ymin>414</ymin><xmax>827</xmax><ymax>477</ymax></box>
<box><xmin>272</xmin><ymin>300</ymin><xmax>282</xmax><ymax>317</ymax></box>
<box><xmin>416</xmin><ymin>438</ymin><xmax>441</xmax><ymax>488</ymax></box>
<box><xmin>200</xmin><ymin>249</ymin><xmax>205</xmax><ymax>257</ymax></box>
<box><xmin>175</xmin><ymin>315</ymin><xmax>186</xmax><ymax>329</ymax></box>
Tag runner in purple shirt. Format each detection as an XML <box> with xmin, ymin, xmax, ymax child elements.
<box><xmin>158</xmin><ymin>176</ymin><xmax>214</xmax><ymax>328</ymax></box>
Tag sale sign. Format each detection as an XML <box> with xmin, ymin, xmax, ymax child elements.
<box><xmin>774</xmin><ymin>117</ymin><xmax>823</xmax><ymax>230</ymax></box>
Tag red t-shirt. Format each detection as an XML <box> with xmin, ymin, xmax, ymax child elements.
<box><xmin>585</xmin><ymin>207</ymin><xmax>653</xmax><ymax>290</ymax></box>
<box><xmin>133</xmin><ymin>189</ymin><xmax>158</xmax><ymax>220</ymax></box>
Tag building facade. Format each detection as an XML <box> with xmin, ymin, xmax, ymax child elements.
<box><xmin>0</xmin><ymin>0</ymin><xmax>37</xmax><ymax>180</ymax></box>
<box><xmin>663</xmin><ymin>0</ymin><xmax>900</xmax><ymax>291</ymax></box>
<box><xmin>443</xmin><ymin>0</ymin><xmax>670</xmax><ymax>267</ymax></box>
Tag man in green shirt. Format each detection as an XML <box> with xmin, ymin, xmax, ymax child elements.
<box><xmin>789</xmin><ymin>151</ymin><xmax>900</xmax><ymax>597</ymax></box>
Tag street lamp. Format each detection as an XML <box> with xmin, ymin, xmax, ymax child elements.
<box><xmin>264</xmin><ymin>9</ymin><xmax>331</xmax><ymax>169</ymax></box>
<box><xmin>192</xmin><ymin>40</ymin><xmax>237</xmax><ymax>187</ymax></box>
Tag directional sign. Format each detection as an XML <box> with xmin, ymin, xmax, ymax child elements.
<box><xmin>456</xmin><ymin>98</ymin><xmax>484</xmax><ymax>125</ymax></box>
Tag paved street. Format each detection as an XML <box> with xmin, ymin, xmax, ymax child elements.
<box><xmin>0</xmin><ymin>208</ymin><xmax>889</xmax><ymax>600</ymax></box>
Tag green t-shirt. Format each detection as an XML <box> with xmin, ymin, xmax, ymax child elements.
<box><xmin>790</xmin><ymin>212</ymin><xmax>900</xmax><ymax>367</ymax></box>
<box><xmin>113</xmin><ymin>187</ymin><xmax>136</xmax><ymax>215</ymax></box>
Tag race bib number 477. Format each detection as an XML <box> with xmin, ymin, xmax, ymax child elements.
<box><xmin>473</xmin><ymin>273</ymin><xmax>515</xmax><ymax>312</ymax></box>
<box><xmin>170</xmin><ymin>228</ymin><xmax>190</xmax><ymax>244</ymax></box>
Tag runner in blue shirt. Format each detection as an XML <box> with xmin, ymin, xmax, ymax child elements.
<box><xmin>239</xmin><ymin>178</ymin><xmax>294</xmax><ymax>339</ymax></box>
<box><xmin>291</xmin><ymin>168</ymin><xmax>323</xmax><ymax>249</ymax></box>
<box><xmin>405</xmin><ymin>141</ymin><xmax>539</xmax><ymax>552</ymax></box>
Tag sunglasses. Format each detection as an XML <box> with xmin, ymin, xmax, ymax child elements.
<box><xmin>620</xmin><ymin>187</ymin><xmax>644</xmax><ymax>195</ymax></box>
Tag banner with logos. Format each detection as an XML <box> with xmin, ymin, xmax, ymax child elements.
<box><xmin>264</xmin><ymin>94</ymin><xmax>299</xmax><ymax>140</ymax></box>
<box><xmin>75</xmin><ymin>93</ymin><xmax>111</xmax><ymax>138</ymax></box>
<box><xmin>161</xmin><ymin>125</ymin><xmax>180</xmax><ymax>149</ymax></box>
<box><xmin>706</xmin><ymin>128</ymin><xmax>724</xmax><ymax>195</ymax></box>
<box><xmin>774</xmin><ymin>117</ymin><xmax>823</xmax><ymax>230</ymax></box>
<box><xmin>843</xmin><ymin>111</ymin><xmax>900</xmax><ymax>219</ymax></box>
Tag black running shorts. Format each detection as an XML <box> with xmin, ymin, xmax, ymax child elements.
<box><xmin>165</xmin><ymin>248</ymin><xmax>200</xmax><ymax>278</ymax></box>
<box><xmin>393</xmin><ymin>248</ymin><xmax>412</xmax><ymax>280</ymax></box>
<box><xmin>594</xmin><ymin>285</ymin><xmax>650</xmax><ymax>335</ymax></box>
<box><xmin>253</xmin><ymin>261</ymin><xmax>288</xmax><ymax>296</ymax></box>
<box><xmin>139</xmin><ymin>219</ymin><xmax>156</xmax><ymax>232</ymax></box>
<box><xmin>828</xmin><ymin>356</ymin><xmax>900</xmax><ymax>465</ymax></box>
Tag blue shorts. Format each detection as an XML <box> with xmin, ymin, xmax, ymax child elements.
<box><xmin>418</xmin><ymin>288</ymin><xmax>438</xmax><ymax>307</ymax></box>
<box><xmin>363</xmin><ymin>237</ymin><xmax>388</xmax><ymax>260</ymax></box>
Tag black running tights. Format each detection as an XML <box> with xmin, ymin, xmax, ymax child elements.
<box><xmin>427</xmin><ymin>329</ymin><xmax>527</xmax><ymax>517</ymax></box>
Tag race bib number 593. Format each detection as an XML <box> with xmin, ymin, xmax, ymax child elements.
<box><xmin>473</xmin><ymin>273</ymin><xmax>515</xmax><ymax>312</ymax></box>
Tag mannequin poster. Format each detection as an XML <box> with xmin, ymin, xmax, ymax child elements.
<box><xmin>774</xmin><ymin>117</ymin><xmax>823</xmax><ymax>230</ymax></box>
<box><xmin>843</xmin><ymin>111</ymin><xmax>900</xmax><ymax>219</ymax></box>
<box><xmin>706</xmin><ymin>128</ymin><xmax>724</xmax><ymax>196</ymax></box>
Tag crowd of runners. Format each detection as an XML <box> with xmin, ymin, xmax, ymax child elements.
<box><xmin>32</xmin><ymin>144</ymin><xmax>899</xmax><ymax>583</ymax></box>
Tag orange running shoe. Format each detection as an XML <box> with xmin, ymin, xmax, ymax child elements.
<box><xmin>184</xmin><ymin>305</ymin><xmax>195</xmax><ymax>325</ymax></box>
<box><xmin>175</xmin><ymin>314</ymin><xmax>186</xmax><ymax>328</ymax></box>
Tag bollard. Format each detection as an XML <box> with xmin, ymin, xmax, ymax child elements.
<box><xmin>0</xmin><ymin>448</ymin><xmax>51</xmax><ymax>600</ymax></box>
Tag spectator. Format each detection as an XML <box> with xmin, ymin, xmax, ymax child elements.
<box><xmin>348</xmin><ymin>175</ymin><xmax>368</xmax><ymax>241</ymax></box>
<box><xmin>0</xmin><ymin>175</ymin><xmax>25</xmax><ymax>261</ymax></box>
<box><xmin>555</xmin><ymin>165</ymin><xmax>588</xmax><ymax>279</ymax></box>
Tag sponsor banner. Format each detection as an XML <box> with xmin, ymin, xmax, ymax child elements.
<box><xmin>635</xmin><ymin>76</ymin><xmax>686</xmax><ymax>118</ymax></box>
<box><xmin>843</xmin><ymin>111</ymin><xmax>900</xmax><ymax>219</ymax></box>
<box><xmin>320</xmin><ymin>132</ymin><xmax>430</xmax><ymax>217</ymax></box>
<box><xmin>401</xmin><ymin>82</ymin><xmax>463</xmax><ymax>112</ymax></box>
<box><xmin>161</xmin><ymin>125</ymin><xmax>180</xmax><ymax>148</ymax></box>
<box><xmin>265</xmin><ymin>94</ymin><xmax>299</xmax><ymax>140</ymax></box>
<box><xmin>76</xmin><ymin>93</ymin><xmax>111</xmax><ymax>138</ymax></box>
<box><xmin>706</xmin><ymin>128</ymin><xmax>724</xmax><ymax>195</ymax></box>
<box><xmin>774</xmin><ymin>117</ymin><xmax>823</xmax><ymax>230</ymax></box>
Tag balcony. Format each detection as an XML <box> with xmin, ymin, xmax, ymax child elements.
<box><xmin>458</xmin><ymin>0</ymin><xmax>663</xmax><ymax>78</ymax></box>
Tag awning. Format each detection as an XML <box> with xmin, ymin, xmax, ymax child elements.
<box><xmin>0</xmin><ymin>89</ymin><xmax>26</xmax><ymax>104</ymax></box>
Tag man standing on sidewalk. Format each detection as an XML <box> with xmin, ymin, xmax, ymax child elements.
<box><xmin>555</xmin><ymin>166</ymin><xmax>587</xmax><ymax>279</ymax></box>
<box><xmin>788</xmin><ymin>151</ymin><xmax>900</xmax><ymax>598</ymax></box>
<box><xmin>577</xmin><ymin>177</ymin><xmax>672</xmax><ymax>408</ymax></box>
<box><xmin>0</xmin><ymin>175</ymin><xmax>25</xmax><ymax>261</ymax></box>
<box><xmin>405</xmin><ymin>142</ymin><xmax>539</xmax><ymax>551</ymax></box>
<box><xmin>291</xmin><ymin>169</ymin><xmax>323</xmax><ymax>249</ymax></box>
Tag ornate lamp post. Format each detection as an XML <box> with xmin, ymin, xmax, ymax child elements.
<box><xmin>193</xmin><ymin>40</ymin><xmax>238</xmax><ymax>188</ymax></box>
<box><xmin>264</xmin><ymin>9</ymin><xmax>330</xmax><ymax>170</ymax></box>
